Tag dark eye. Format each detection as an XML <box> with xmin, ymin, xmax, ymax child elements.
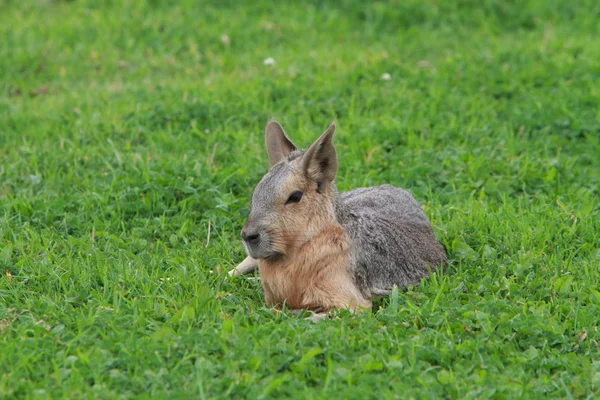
<box><xmin>285</xmin><ymin>190</ymin><xmax>303</xmax><ymax>205</ymax></box>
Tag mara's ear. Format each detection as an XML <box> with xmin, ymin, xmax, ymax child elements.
<box><xmin>302</xmin><ymin>122</ymin><xmax>337</xmax><ymax>192</ymax></box>
<box><xmin>265</xmin><ymin>120</ymin><xmax>297</xmax><ymax>168</ymax></box>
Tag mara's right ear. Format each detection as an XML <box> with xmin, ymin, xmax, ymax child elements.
<box><xmin>302</xmin><ymin>122</ymin><xmax>337</xmax><ymax>192</ymax></box>
<box><xmin>265</xmin><ymin>120</ymin><xmax>297</xmax><ymax>168</ymax></box>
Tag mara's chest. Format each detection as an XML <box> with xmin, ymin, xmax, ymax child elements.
<box><xmin>258</xmin><ymin>263</ymin><xmax>307</xmax><ymax>309</ymax></box>
<box><xmin>257</xmin><ymin>227</ymin><xmax>362</xmax><ymax>311</ymax></box>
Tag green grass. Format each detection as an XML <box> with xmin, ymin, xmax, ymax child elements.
<box><xmin>1</xmin><ymin>0</ymin><xmax>599</xmax><ymax>398</ymax></box>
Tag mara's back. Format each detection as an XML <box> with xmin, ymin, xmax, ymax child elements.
<box><xmin>338</xmin><ymin>184</ymin><xmax>447</xmax><ymax>298</ymax></box>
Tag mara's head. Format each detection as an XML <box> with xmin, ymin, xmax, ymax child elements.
<box><xmin>241</xmin><ymin>120</ymin><xmax>339</xmax><ymax>260</ymax></box>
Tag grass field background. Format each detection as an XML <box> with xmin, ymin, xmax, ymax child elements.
<box><xmin>1</xmin><ymin>0</ymin><xmax>599</xmax><ymax>398</ymax></box>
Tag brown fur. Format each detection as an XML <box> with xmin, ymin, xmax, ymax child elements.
<box><xmin>258</xmin><ymin>224</ymin><xmax>371</xmax><ymax>311</ymax></box>
<box><xmin>257</xmin><ymin>154</ymin><xmax>370</xmax><ymax>311</ymax></box>
<box><xmin>261</xmin><ymin>158</ymin><xmax>334</xmax><ymax>257</ymax></box>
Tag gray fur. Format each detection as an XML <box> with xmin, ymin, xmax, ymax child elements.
<box><xmin>336</xmin><ymin>184</ymin><xmax>447</xmax><ymax>298</ymax></box>
<box><xmin>243</xmin><ymin>161</ymin><xmax>295</xmax><ymax>259</ymax></box>
<box><xmin>250</xmin><ymin>162</ymin><xmax>292</xmax><ymax>219</ymax></box>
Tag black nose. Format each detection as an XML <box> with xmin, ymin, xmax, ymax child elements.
<box><xmin>241</xmin><ymin>229</ymin><xmax>260</xmax><ymax>245</ymax></box>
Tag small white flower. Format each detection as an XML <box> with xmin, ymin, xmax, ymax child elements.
<box><xmin>220</xmin><ymin>34</ymin><xmax>230</xmax><ymax>47</ymax></box>
<box><xmin>380</xmin><ymin>73</ymin><xmax>391</xmax><ymax>81</ymax></box>
<box><xmin>417</xmin><ymin>60</ymin><xmax>432</xmax><ymax>68</ymax></box>
<box><xmin>29</xmin><ymin>175</ymin><xmax>41</xmax><ymax>184</ymax></box>
<box><xmin>263</xmin><ymin>57</ymin><xmax>276</xmax><ymax>66</ymax></box>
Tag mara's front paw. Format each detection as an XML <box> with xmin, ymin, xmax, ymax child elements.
<box><xmin>228</xmin><ymin>256</ymin><xmax>258</xmax><ymax>277</ymax></box>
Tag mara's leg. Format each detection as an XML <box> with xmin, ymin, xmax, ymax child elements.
<box><xmin>288</xmin><ymin>308</ymin><xmax>329</xmax><ymax>323</ymax></box>
<box><xmin>301</xmin><ymin>275</ymin><xmax>372</xmax><ymax>312</ymax></box>
<box><xmin>228</xmin><ymin>256</ymin><xmax>259</xmax><ymax>276</ymax></box>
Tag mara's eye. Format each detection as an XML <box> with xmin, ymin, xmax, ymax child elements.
<box><xmin>285</xmin><ymin>190</ymin><xmax>303</xmax><ymax>205</ymax></box>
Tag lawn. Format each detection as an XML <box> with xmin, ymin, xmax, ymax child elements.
<box><xmin>1</xmin><ymin>0</ymin><xmax>599</xmax><ymax>398</ymax></box>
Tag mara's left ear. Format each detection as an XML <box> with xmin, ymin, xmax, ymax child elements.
<box><xmin>265</xmin><ymin>120</ymin><xmax>297</xmax><ymax>168</ymax></box>
<box><xmin>302</xmin><ymin>122</ymin><xmax>337</xmax><ymax>192</ymax></box>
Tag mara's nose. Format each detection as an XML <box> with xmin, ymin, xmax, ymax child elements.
<box><xmin>241</xmin><ymin>228</ymin><xmax>260</xmax><ymax>245</ymax></box>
